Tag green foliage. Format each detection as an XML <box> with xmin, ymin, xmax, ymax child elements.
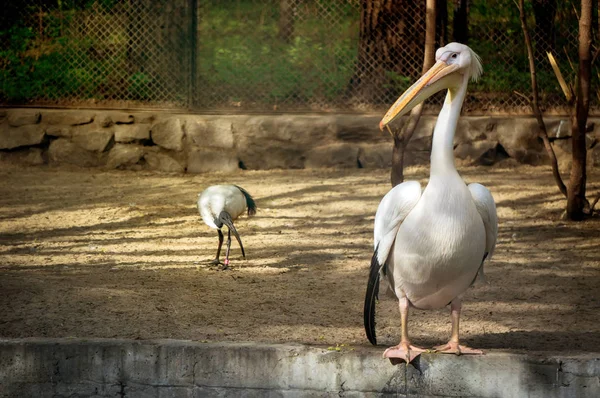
<box><xmin>0</xmin><ymin>0</ymin><xmax>587</xmax><ymax>110</ymax></box>
<box><xmin>0</xmin><ymin>4</ymin><xmax>163</xmax><ymax>103</ymax></box>
<box><xmin>196</xmin><ymin>0</ymin><xmax>358</xmax><ymax>106</ymax></box>
<box><xmin>128</xmin><ymin>72</ymin><xmax>154</xmax><ymax>101</ymax></box>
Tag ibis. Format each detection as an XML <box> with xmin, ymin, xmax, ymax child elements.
<box><xmin>198</xmin><ymin>185</ymin><xmax>257</xmax><ymax>269</ymax></box>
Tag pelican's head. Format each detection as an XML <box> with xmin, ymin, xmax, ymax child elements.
<box><xmin>379</xmin><ymin>43</ymin><xmax>482</xmax><ymax>131</ymax></box>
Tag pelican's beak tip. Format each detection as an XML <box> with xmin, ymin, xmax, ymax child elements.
<box><xmin>379</xmin><ymin>121</ymin><xmax>385</xmax><ymax>131</ymax></box>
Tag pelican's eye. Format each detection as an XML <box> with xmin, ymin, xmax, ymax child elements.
<box><xmin>451</xmin><ymin>53</ymin><xmax>458</xmax><ymax>59</ymax></box>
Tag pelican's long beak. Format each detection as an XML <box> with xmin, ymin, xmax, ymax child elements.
<box><xmin>379</xmin><ymin>61</ymin><xmax>461</xmax><ymax>131</ymax></box>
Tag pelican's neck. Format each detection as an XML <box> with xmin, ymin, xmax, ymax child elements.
<box><xmin>430</xmin><ymin>76</ymin><xmax>468</xmax><ymax>177</ymax></box>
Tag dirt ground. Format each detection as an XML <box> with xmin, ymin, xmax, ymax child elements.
<box><xmin>1</xmin><ymin>163</ymin><xmax>600</xmax><ymax>355</ymax></box>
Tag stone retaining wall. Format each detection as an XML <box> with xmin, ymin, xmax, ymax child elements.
<box><xmin>1</xmin><ymin>108</ymin><xmax>599</xmax><ymax>173</ymax></box>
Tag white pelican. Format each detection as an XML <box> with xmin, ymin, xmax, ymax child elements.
<box><xmin>364</xmin><ymin>43</ymin><xmax>498</xmax><ymax>363</ymax></box>
<box><xmin>198</xmin><ymin>185</ymin><xmax>257</xmax><ymax>269</ymax></box>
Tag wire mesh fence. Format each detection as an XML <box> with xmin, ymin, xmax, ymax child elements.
<box><xmin>1</xmin><ymin>0</ymin><xmax>194</xmax><ymax>108</ymax></box>
<box><xmin>0</xmin><ymin>0</ymin><xmax>591</xmax><ymax>114</ymax></box>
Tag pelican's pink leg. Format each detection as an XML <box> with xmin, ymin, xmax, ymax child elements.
<box><xmin>433</xmin><ymin>298</ymin><xmax>483</xmax><ymax>355</ymax></box>
<box><xmin>383</xmin><ymin>297</ymin><xmax>427</xmax><ymax>363</ymax></box>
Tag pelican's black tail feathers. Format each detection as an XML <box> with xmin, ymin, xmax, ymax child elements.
<box><xmin>218</xmin><ymin>211</ymin><xmax>246</xmax><ymax>257</ymax></box>
<box><xmin>364</xmin><ymin>248</ymin><xmax>381</xmax><ymax>346</ymax></box>
<box><xmin>235</xmin><ymin>185</ymin><xmax>257</xmax><ymax>216</ymax></box>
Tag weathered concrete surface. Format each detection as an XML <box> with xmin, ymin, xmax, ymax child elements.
<box><xmin>0</xmin><ymin>339</ymin><xmax>598</xmax><ymax>398</ymax></box>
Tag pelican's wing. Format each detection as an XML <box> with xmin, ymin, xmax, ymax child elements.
<box><xmin>365</xmin><ymin>180</ymin><xmax>422</xmax><ymax>345</ymax></box>
<box><xmin>468</xmin><ymin>183</ymin><xmax>498</xmax><ymax>283</ymax></box>
<box><xmin>374</xmin><ymin>180</ymin><xmax>422</xmax><ymax>265</ymax></box>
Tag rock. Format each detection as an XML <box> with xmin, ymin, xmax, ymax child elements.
<box><xmin>305</xmin><ymin>143</ymin><xmax>359</xmax><ymax>168</ymax></box>
<box><xmin>0</xmin><ymin>124</ymin><xmax>46</xmax><ymax>149</ymax></box>
<box><xmin>239</xmin><ymin>146</ymin><xmax>305</xmax><ymax>169</ymax></box>
<box><xmin>234</xmin><ymin>115</ymin><xmax>335</xmax><ymax>169</ymax></box>
<box><xmin>151</xmin><ymin>118</ymin><xmax>184</xmax><ymax>151</ymax></box>
<box><xmin>494</xmin><ymin>157</ymin><xmax>521</xmax><ymax>168</ymax></box>
<box><xmin>143</xmin><ymin>151</ymin><xmax>185</xmax><ymax>173</ymax></box>
<box><xmin>0</xmin><ymin>147</ymin><xmax>45</xmax><ymax>166</ymax></box>
<box><xmin>550</xmin><ymin>139</ymin><xmax>570</xmax><ymax>172</ymax></box>
<box><xmin>404</xmin><ymin>150</ymin><xmax>430</xmax><ymax>166</ymax></box>
<box><xmin>187</xmin><ymin>147</ymin><xmax>239</xmax><ymax>173</ymax></box>
<box><xmin>43</xmin><ymin>111</ymin><xmax>93</xmax><ymax>126</ymax></box>
<box><xmin>496</xmin><ymin>119</ymin><xmax>547</xmax><ymax>165</ymax></box>
<box><xmin>358</xmin><ymin>141</ymin><xmax>430</xmax><ymax>168</ymax></box>
<box><xmin>592</xmin><ymin>118</ymin><xmax>600</xmax><ymax>141</ymax></box>
<box><xmin>106</xmin><ymin>144</ymin><xmax>144</xmax><ymax>169</ymax></box>
<box><xmin>71</xmin><ymin>126</ymin><xmax>114</xmax><ymax>152</ymax></box>
<box><xmin>552</xmin><ymin>138</ymin><xmax>596</xmax><ymax>173</ymax></box>
<box><xmin>358</xmin><ymin>143</ymin><xmax>392</xmax><ymax>168</ymax></box>
<box><xmin>185</xmin><ymin>118</ymin><xmax>234</xmax><ymax>149</ymax></box>
<box><xmin>454</xmin><ymin>116</ymin><xmax>496</xmax><ymax>145</ymax></box>
<box><xmin>109</xmin><ymin>113</ymin><xmax>135</xmax><ymax>125</ymax></box>
<box><xmin>114</xmin><ymin>124</ymin><xmax>151</xmax><ymax>143</ymax></box>
<box><xmin>335</xmin><ymin>115</ymin><xmax>382</xmax><ymax>142</ymax></box>
<box><xmin>98</xmin><ymin>112</ymin><xmax>135</xmax><ymax>127</ymax></box>
<box><xmin>546</xmin><ymin>119</ymin><xmax>570</xmax><ymax>139</ymax></box>
<box><xmin>48</xmin><ymin>138</ymin><xmax>100</xmax><ymax>167</ymax></box>
<box><xmin>97</xmin><ymin>115</ymin><xmax>114</xmax><ymax>128</ymax></box>
<box><xmin>590</xmin><ymin>145</ymin><xmax>600</xmax><ymax>168</ymax></box>
<box><xmin>454</xmin><ymin>140</ymin><xmax>499</xmax><ymax>165</ymax></box>
<box><xmin>133</xmin><ymin>113</ymin><xmax>156</xmax><ymax>124</ymax></box>
<box><xmin>407</xmin><ymin>135</ymin><xmax>432</xmax><ymax>152</ymax></box>
<box><xmin>45</xmin><ymin>125</ymin><xmax>72</xmax><ymax>138</ymax></box>
<box><xmin>586</xmin><ymin>133</ymin><xmax>597</xmax><ymax>149</ymax></box>
<box><xmin>7</xmin><ymin>111</ymin><xmax>41</xmax><ymax>127</ymax></box>
<box><xmin>408</xmin><ymin>116</ymin><xmax>437</xmax><ymax>142</ymax></box>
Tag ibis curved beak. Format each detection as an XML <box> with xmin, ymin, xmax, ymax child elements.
<box><xmin>379</xmin><ymin>60</ymin><xmax>461</xmax><ymax>131</ymax></box>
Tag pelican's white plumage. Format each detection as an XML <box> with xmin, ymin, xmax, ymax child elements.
<box><xmin>364</xmin><ymin>43</ymin><xmax>498</xmax><ymax>363</ymax></box>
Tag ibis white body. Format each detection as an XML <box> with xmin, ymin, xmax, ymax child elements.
<box><xmin>198</xmin><ymin>185</ymin><xmax>249</xmax><ymax>229</ymax></box>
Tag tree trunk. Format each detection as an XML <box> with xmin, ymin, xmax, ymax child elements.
<box><xmin>453</xmin><ymin>0</ymin><xmax>469</xmax><ymax>44</ymax></box>
<box><xmin>436</xmin><ymin>0</ymin><xmax>448</xmax><ymax>47</ymax></box>
<box><xmin>349</xmin><ymin>0</ymin><xmax>425</xmax><ymax>104</ymax></box>
<box><xmin>278</xmin><ymin>0</ymin><xmax>295</xmax><ymax>43</ymax></box>
<box><xmin>390</xmin><ymin>0</ymin><xmax>436</xmax><ymax>186</ymax></box>
<box><xmin>566</xmin><ymin>0</ymin><xmax>592</xmax><ymax>220</ymax></box>
<box><xmin>532</xmin><ymin>0</ymin><xmax>557</xmax><ymax>58</ymax></box>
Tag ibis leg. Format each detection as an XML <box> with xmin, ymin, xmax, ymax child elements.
<box><xmin>223</xmin><ymin>229</ymin><xmax>232</xmax><ymax>269</ymax></box>
<box><xmin>210</xmin><ymin>229</ymin><xmax>224</xmax><ymax>265</ymax></box>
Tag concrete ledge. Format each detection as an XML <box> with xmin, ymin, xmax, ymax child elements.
<box><xmin>0</xmin><ymin>338</ymin><xmax>599</xmax><ymax>397</ymax></box>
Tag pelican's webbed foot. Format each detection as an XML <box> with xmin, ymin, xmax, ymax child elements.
<box><xmin>383</xmin><ymin>342</ymin><xmax>428</xmax><ymax>364</ymax></box>
<box><xmin>433</xmin><ymin>341</ymin><xmax>483</xmax><ymax>355</ymax></box>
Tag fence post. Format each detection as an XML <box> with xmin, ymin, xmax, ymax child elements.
<box><xmin>189</xmin><ymin>0</ymin><xmax>198</xmax><ymax>110</ymax></box>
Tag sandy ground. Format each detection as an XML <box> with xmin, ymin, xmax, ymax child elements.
<box><xmin>1</xmin><ymin>163</ymin><xmax>599</xmax><ymax>355</ymax></box>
